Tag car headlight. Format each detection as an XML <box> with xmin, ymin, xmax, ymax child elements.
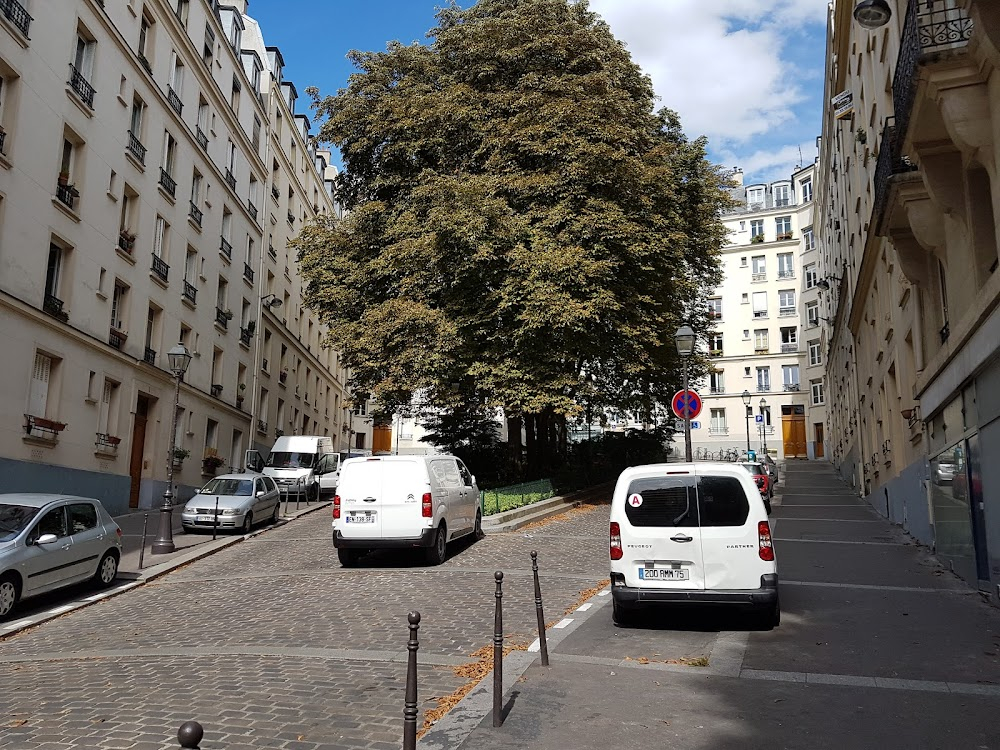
<box><xmin>221</xmin><ymin>508</ymin><xmax>241</xmax><ymax>516</ymax></box>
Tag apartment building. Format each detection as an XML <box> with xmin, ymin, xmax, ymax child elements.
<box><xmin>689</xmin><ymin>164</ymin><xmax>818</xmax><ymax>461</ymax></box>
<box><xmin>818</xmin><ymin>0</ymin><xmax>1000</xmax><ymax>594</ymax></box>
<box><xmin>0</xmin><ymin>0</ymin><xmax>351</xmax><ymax>514</ymax></box>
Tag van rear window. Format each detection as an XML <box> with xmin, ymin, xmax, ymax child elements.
<box><xmin>624</xmin><ymin>478</ymin><xmax>698</xmax><ymax>527</ymax></box>
<box><xmin>698</xmin><ymin>476</ymin><xmax>750</xmax><ymax>527</ymax></box>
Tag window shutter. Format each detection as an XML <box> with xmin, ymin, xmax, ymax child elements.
<box><xmin>98</xmin><ymin>381</ymin><xmax>112</xmax><ymax>433</ymax></box>
<box><xmin>752</xmin><ymin>292</ymin><xmax>767</xmax><ymax>312</ymax></box>
<box><xmin>28</xmin><ymin>353</ymin><xmax>51</xmax><ymax>417</ymax></box>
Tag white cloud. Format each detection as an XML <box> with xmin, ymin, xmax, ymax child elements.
<box><xmin>718</xmin><ymin>143</ymin><xmax>814</xmax><ymax>183</ymax></box>
<box><xmin>588</xmin><ymin>0</ymin><xmax>827</xmax><ymax>153</ymax></box>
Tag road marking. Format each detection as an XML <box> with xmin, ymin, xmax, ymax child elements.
<box><xmin>774</xmin><ymin>538</ymin><xmax>905</xmax><ymax>546</ymax></box>
<box><xmin>740</xmin><ymin>668</ymin><xmax>1000</xmax><ymax>696</ymax></box>
<box><xmin>781</xmin><ymin>580</ymin><xmax>964</xmax><ymax>594</ymax></box>
<box><xmin>47</xmin><ymin>605</ymin><xmax>75</xmax><ymax>615</ymax></box>
<box><xmin>1</xmin><ymin>619</ymin><xmax>35</xmax><ymax>631</ymax></box>
<box><xmin>553</xmin><ymin>618</ymin><xmax>574</xmax><ymax>629</ymax></box>
<box><xmin>527</xmin><ymin>638</ymin><xmax>541</xmax><ymax>652</ymax></box>
<box><xmin>780</xmin><ymin>504</ymin><xmax>866</xmax><ymax>507</ymax></box>
<box><xmin>577</xmin><ymin>602</ymin><xmax>593</xmax><ymax>611</ymax></box>
<box><xmin>597</xmin><ymin>589</ymin><xmax>610</xmax><ymax>596</ymax></box>
<box><xmin>775</xmin><ymin>518</ymin><xmax>884</xmax><ymax>523</ymax></box>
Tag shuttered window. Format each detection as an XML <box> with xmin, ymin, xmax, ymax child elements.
<box><xmin>28</xmin><ymin>353</ymin><xmax>52</xmax><ymax>417</ymax></box>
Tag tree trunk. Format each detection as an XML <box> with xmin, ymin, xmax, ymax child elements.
<box><xmin>524</xmin><ymin>411</ymin><xmax>539</xmax><ymax>477</ymax></box>
<box><xmin>506</xmin><ymin>414</ymin><xmax>523</xmax><ymax>476</ymax></box>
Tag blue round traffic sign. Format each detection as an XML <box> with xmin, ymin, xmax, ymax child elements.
<box><xmin>672</xmin><ymin>389</ymin><xmax>703</xmax><ymax>420</ymax></box>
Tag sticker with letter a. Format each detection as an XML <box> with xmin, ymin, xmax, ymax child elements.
<box><xmin>628</xmin><ymin>493</ymin><xmax>643</xmax><ymax>508</ymax></box>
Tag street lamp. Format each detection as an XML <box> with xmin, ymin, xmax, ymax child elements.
<box><xmin>742</xmin><ymin>390</ymin><xmax>752</xmax><ymax>455</ymax></box>
<box><xmin>759</xmin><ymin>397</ymin><xmax>769</xmax><ymax>458</ymax></box>
<box><xmin>152</xmin><ymin>342</ymin><xmax>193</xmax><ymax>555</ymax></box>
<box><xmin>853</xmin><ymin>0</ymin><xmax>891</xmax><ymax>29</ymax></box>
<box><xmin>674</xmin><ymin>325</ymin><xmax>696</xmax><ymax>462</ymax></box>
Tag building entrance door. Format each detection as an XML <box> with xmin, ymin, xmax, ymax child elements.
<box><xmin>128</xmin><ymin>395</ymin><xmax>150</xmax><ymax>508</ymax></box>
<box><xmin>815</xmin><ymin>423</ymin><xmax>825</xmax><ymax>458</ymax></box>
<box><xmin>782</xmin><ymin>415</ymin><xmax>806</xmax><ymax>458</ymax></box>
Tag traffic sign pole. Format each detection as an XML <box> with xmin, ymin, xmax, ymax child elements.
<box><xmin>683</xmin><ymin>366</ymin><xmax>692</xmax><ymax>462</ymax></box>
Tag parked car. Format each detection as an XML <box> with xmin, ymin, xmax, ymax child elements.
<box><xmin>332</xmin><ymin>454</ymin><xmax>482</xmax><ymax>567</ymax></box>
<box><xmin>740</xmin><ymin>462</ymin><xmax>773</xmax><ymax>514</ymax></box>
<box><xmin>609</xmin><ymin>462</ymin><xmax>778</xmax><ymax>628</ymax></box>
<box><xmin>181</xmin><ymin>474</ymin><xmax>281</xmax><ymax>534</ymax></box>
<box><xmin>759</xmin><ymin>453</ymin><xmax>779</xmax><ymax>487</ymax></box>
<box><xmin>0</xmin><ymin>494</ymin><xmax>122</xmax><ymax>620</ymax></box>
<box><xmin>245</xmin><ymin>435</ymin><xmax>337</xmax><ymax>503</ymax></box>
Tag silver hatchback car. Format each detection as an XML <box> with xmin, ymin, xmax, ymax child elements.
<box><xmin>0</xmin><ymin>494</ymin><xmax>123</xmax><ymax>620</ymax></box>
<box><xmin>181</xmin><ymin>474</ymin><xmax>282</xmax><ymax>533</ymax></box>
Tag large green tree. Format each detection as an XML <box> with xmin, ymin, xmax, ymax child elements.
<box><xmin>295</xmin><ymin>0</ymin><xmax>730</xmax><ymax>474</ymax></box>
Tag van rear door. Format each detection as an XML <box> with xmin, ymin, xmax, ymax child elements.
<box><xmin>338</xmin><ymin>459</ymin><xmax>384</xmax><ymax>539</ymax></box>
<box><xmin>696</xmin><ymin>470</ymin><xmax>764</xmax><ymax>590</ymax></box>
<box><xmin>621</xmin><ymin>474</ymin><xmax>704</xmax><ymax>591</ymax></box>
<box><xmin>381</xmin><ymin>458</ymin><xmax>432</xmax><ymax>539</ymax></box>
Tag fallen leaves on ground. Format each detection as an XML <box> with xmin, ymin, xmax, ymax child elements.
<box><xmin>517</xmin><ymin>502</ymin><xmax>600</xmax><ymax>532</ymax></box>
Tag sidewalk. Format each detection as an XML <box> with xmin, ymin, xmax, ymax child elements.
<box><xmin>428</xmin><ymin>461</ymin><xmax>1000</xmax><ymax>749</ymax></box>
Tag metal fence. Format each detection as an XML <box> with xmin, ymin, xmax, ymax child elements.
<box><xmin>480</xmin><ymin>479</ymin><xmax>555</xmax><ymax>516</ymax></box>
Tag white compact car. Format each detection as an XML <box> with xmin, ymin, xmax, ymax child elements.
<box><xmin>609</xmin><ymin>462</ymin><xmax>779</xmax><ymax>628</ymax></box>
<box><xmin>332</xmin><ymin>455</ymin><xmax>482</xmax><ymax>567</ymax></box>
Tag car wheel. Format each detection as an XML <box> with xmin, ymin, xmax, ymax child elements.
<box><xmin>474</xmin><ymin>510</ymin><xmax>484</xmax><ymax>540</ymax></box>
<box><xmin>425</xmin><ymin>526</ymin><xmax>447</xmax><ymax>566</ymax></box>
<box><xmin>241</xmin><ymin>512</ymin><xmax>253</xmax><ymax>535</ymax></box>
<box><xmin>338</xmin><ymin>548</ymin><xmax>362</xmax><ymax>567</ymax></box>
<box><xmin>93</xmin><ymin>551</ymin><xmax>119</xmax><ymax>588</ymax></box>
<box><xmin>612</xmin><ymin>599</ymin><xmax>636</xmax><ymax>628</ymax></box>
<box><xmin>271</xmin><ymin>501</ymin><xmax>281</xmax><ymax>524</ymax></box>
<box><xmin>0</xmin><ymin>575</ymin><xmax>19</xmax><ymax>620</ymax></box>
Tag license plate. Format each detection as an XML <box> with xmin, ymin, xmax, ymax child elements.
<box><xmin>639</xmin><ymin>568</ymin><xmax>689</xmax><ymax>581</ymax></box>
<box><xmin>197</xmin><ymin>515</ymin><xmax>216</xmax><ymax>522</ymax></box>
<box><xmin>346</xmin><ymin>513</ymin><xmax>375</xmax><ymax>524</ymax></box>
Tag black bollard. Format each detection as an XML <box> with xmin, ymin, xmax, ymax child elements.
<box><xmin>177</xmin><ymin>720</ymin><xmax>203</xmax><ymax>748</ymax></box>
<box><xmin>531</xmin><ymin>551</ymin><xmax>550</xmax><ymax>667</ymax></box>
<box><xmin>403</xmin><ymin>610</ymin><xmax>421</xmax><ymax>750</ymax></box>
<box><xmin>493</xmin><ymin>570</ymin><xmax>504</xmax><ymax>727</ymax></box>
<box><xmin>137</xmin><ymin>513</ymin><xmax>149</xmax><ymax>570</ymax></box>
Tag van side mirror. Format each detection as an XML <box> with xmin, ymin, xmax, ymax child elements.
<box><xmin>470</xmin><ymin>475</ymin><xmax>477</xmax><ymax>487</ymax></box>
<box><xmin>36</xmin><ymin>533</ymin><xmax>59</xmax><ymax>546</ymax></box>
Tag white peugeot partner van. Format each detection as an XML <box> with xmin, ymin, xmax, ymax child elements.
<box><xmin>609</xmin><ymin>462</ymin><xmax>779</xmax><ymax>628</ymax></box>
<box><xmin>332</xmin><ymin>455</ymin><xmax>483</xmax><ymax>567</ymax></box>
<box><xmin>246</xmin><ymin>435</ymin><xmax>336</xmax><ymax>503</ymax></box>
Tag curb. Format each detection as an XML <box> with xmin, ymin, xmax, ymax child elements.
<box><xmin>482</xmin><ymin>483</ymin><xmax>614</xmax><ymax>534</ymax></box>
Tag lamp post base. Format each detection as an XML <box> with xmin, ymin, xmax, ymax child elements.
<box><xmin>150</xmin><ymin>497</ymin><xmax>176</xmax><ymax>555</ymax></box>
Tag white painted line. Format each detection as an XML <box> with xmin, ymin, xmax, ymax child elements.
<box><xmin>83</xmin><ymin>593</ymin><xmax>108</xmax><ymax>601</ymax></box>
<box><xmin>776</xmin><ymin>518</ymin><xmax>884</xmax><ymax>523</ymax></box>
<box><xmin>781</xmin><ymin>580</ymin><xmax>962</xmax><ymax>594</ymax></box>
<box><xmin>576</xmin><ymin>602</ymin><xmax>594</xmax><ymax>612</ymax></box>
<box><xmin>774</xmin><ymin>538</ymin><xmax>904</xmax><ymax>546</ymax></box>
<box><xmin>527</xmin><ymin>638</ymin><xmax>540</xmax><ymax>653</ymax></box>
<box><xmin>597</xmin><ymin>590</ymin><xmax>610</xmax><ymax>597</ymax></box>
<box><xmin>2</xmin><ymin>619</ymin><xmax>35</xmax><ymax>631</ymax></box>
<box><xmin>553</xmin><ymin>618</ymin><xmax>574</xmax><ymax>629</ymax></box>
<box><xmin>47</xmin><ymin>605</ymin><xmax>75</xmax><ymax>615</ymax></box>
<box><xmin>781</xmin><ymin>504</ymin><xmax>865</xmax><ymax>507</ymax></box>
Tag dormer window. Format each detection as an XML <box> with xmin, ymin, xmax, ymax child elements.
<box><xmin>773</xmin><ymin>183</ymin><xmax>791</xmax><ymax>207</ymax></box>
<box><xmin>747</xmin><ymin>187</ymin><xmax>764</xmax><ymax>207</ymax></box>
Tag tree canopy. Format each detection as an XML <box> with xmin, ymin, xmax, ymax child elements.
<box><xmin>295</xmin><ymin>0</ymin><xmax>731</xmax><ymax>473</ymax></box>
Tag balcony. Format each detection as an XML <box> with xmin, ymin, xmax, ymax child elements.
<box><xmin>137</xmin><ymin>53</ymin><xmax>152</xmax><ymax>75</ymax></box>
<box><xmin>778</xmin><ymin>307</ymin><xmax>796</xmax><ymax>317</ymax></box>
<box><xmin>271</xmin><ymin>184</ymin><xmax>280</xmax><ymax>202</ymax></box>
<box><xmin>756</xmin><ymin>384</ymin><xmax>771</xmax><ymax>393</ymax></box>
<box><xmin>220</xmin><ymin>236</ymin><xmax>232</xmax><ymax>259</ymax></box>
<box><xmin>709</xmin><ymin>349</ymin><xmax>723</xmax><ymax>358</ymax></box>
<box><xmin>215</xmin><ymin>307</ymin><xmax>230</xmax><ymax>329</ymax></box>
<box><xmin>776</xmin><ymin>232</ymin><xmax>793</xmax><ymax>242</ymax></box>
<box><xmin>189</xmin><ymin>201</ymin><xmax>203</xmax><ymax>226</ymax></box>
<box><xmin>167</xmin><ymin>86</ymin><xmax>183</xmax><ymax>115</ymax></box>
<box><xmin>151</xmin><ymin>254</ymin><xmax>169</xmax><ymax>283</ymax></box>
<box><xmin>94</xmin><ymin>433</ymin><xmax>121</xmax><ymax>455</ymax></box>
<box><xmin>143</xmin><ymin>347</ymin><xmax>156</xmax><ymax>366</ymax></box>
<box><xmin>159</xmin><ymin>168</ymin><xmax>176</xmax><ymax>198</ymax></box>
<box><xmin>248</xmin><ymin>200</ymin><xmax>258</xmax><ymax>222</ymax></box>
<box><xmin>778</xmin><ymin>270</ymin><xmax>795</xmax><ymax>279</ymax></box>
<box><xmin>127</xmin><ymin>131</ymin><xmax>146</xmax><ymax>164</ymax></box>
<box><xmin>709</xmin><ymin>387</ymin><xmax>725</xmax><ymax>394</ymax></box>
<box><xmin>268</xmin><ymin>245</ymin><xmax>277</xmax><ymax>261</ymax></box>
<box><xmin>243</xmin><ymin>263</ymin><xmax>254</xmax><ymax>283</ymax></box>
<box><xmin>783</xmin><ymin>383</ymin><xmax>800</xmax><ymax>392</ymax></box>
<box><xmin>225</xmin><ymin>169</ymin><xmax>236</xmax><ymax>191</ymax></box>
<box><xmin>43</xmin><ymin>293</ymin><xmax>68</xmax><ymax>322</ymax></box>
<box><xmin>1</xmin><ymin>0</ymin><xmax>32</xmax><ymax>37</ymax></box>
<box><xmin>780</xmin><ymin>343</ymin><xmax>798</xmax><ymax>353</ymax></box>
<box><xmin>68</xmin><ymin>65</ymin><xmax>96</xmax><ymax>109</ymax></box>
<box><xmin>257</xmin><ymin>419</ymin><xmax>268</xmax><ymax>434</ymax></box>
<box><xmin>55</xmin><ymin>182</ymin><xmax>78</xmax><ymax>210</ymax></box>
<box><xmin>182</xmin><ymin>280</ymin><xmax>197</xmax><ymax>304</ymax></box>
<box><xmin>195</xmin><ymin>126</ymin><xmax>208</xmax><ymax>150</ymax></box>
<box><xmin>0</xmin><ymin>130</ymin><xmax>5</xmax><ymax>155</ymax></box>
<box><xmin>109</xmin><ymin>328</ymin><xmax>127</xmax><ymax>350</ymax></box>
<box><xmin>287</xmin><ymin>211</ymin><xmax>295</xmax><ymax>225</ymax></box>
<box><xmin>118</xmin><ymin>231</ymin><xmax>135</xmax><ymax>255</ymax></box>
<box><xmin>708</xmin><ymin>427</ymin><xmax>728</xmax><ymax>436</ymax></box>
<box><xmin>240</xmin><ymin>327</ymin><xmax>253</xmax><ymax>346</ymax></box>
<box><xmin>751</xmin><ymin>273</ymin><xmax>766</xmax><ymax>282</ymax></box>
<box><xmin>210</xmin><ymin>384</ymin><xmax>223</xmax><ymax>398</ymax></box>
<box><xmin>754</xmin><ymin>347</ymin><xmax>769</xmax><ymax>355</ymax></box>
<box><xmin>753</xmin><ymin>310</ymin><xmax>768</xmax><ymax>319</ymax></box>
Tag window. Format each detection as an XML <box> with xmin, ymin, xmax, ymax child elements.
<box><xmin>230</xmin><ymin>74</ymin><xmax>241</xmax><ymax>112</ymax></box>
<box><xmin>777</xmin><ymin>253</ymin><xmax>794</xmax><ymax>279</ymax></box>
<box><xmin>130</xmin><ymin>96</ymin><xmax>145</xmax><ymax>138</ymax></box>
<box><xmin>169</xmin><ymin>51</ymin><xmax>185</xmax><ymax>99</ymax></box>
<box><xmin>227</xmin><ymin>139</ymin><xmax>237</xmax><ymax>174</ymax></box>
<box><xmin>782</xmin><ymin>365</ymin><xmax>800</xmax><ymax>390</ymax></box>
<box><xmin>44</xmin><ymin>244</ymin><xmax>63</xmax><ymax>303</ymax></box>
<box><xmin>252</xmin><ymin>116</ymin><xmax>261</xmax><ymax>152</ymax></box>
<box><xmin>741</xmin><ymin>293</ymin><xmax>749</xmax><ymax>304</ymax></box>
<box><xmin>191</xmin><ymin>170</ymin><xmax>202</xmax><ymax>205</ymax></box>
<box><xmin>28</xmin><ymin>352</ymin><xmax>55</xmax><ymax>418</ymax></box>
<box><xmin>246</xmin><ymin>236</ymin><xmax>255</xmax><ymax>266</ymax></box>
<box><xmin>144</xmin><ymin>304</ymin><xmax>160</xmax><ymax>353</ymax></box>
<box><xmin>206</xmin><ymin>417</ymin><xmax>219</xmax><ymax>451</ymax></box>
<box><xmin>710</xmin><ymin>408</ymin><xmax>727</xmax><ymax>433</ymax></box>
<box><xmin>203</xmin><ymin>24</ymin><xmax>215</xmax><ymax>66</ymax></box>
<box><xmin>138</xmin><ymin>13</ymin><xmax>152</xmax><ymax>62</ymax></box>
<box><xmin>744</xmin><ymin>367</ymin><xmax>751</xmax><ymax>378</ymax></box>
<box><xmin>754</xmin><ymin>329</ymin><xmax>768</xmax><ymax>351</ymax></box>
<box><xmin>355</xmin><ymin>432</ymin><xmax>366</xmax><ymax>450</ymax></box>
<box><xmin>709</xmin><ymin>371</ymin><xmax>725</xmax><ymax>394</ymax></box>
<box><xmin>184</xmin><ymin>247</ymin><xmax>197</xmax><ymax>282</ymax></box>
<box><xmin>773</xmin><ymin>183</ymin><xmax>790</xmax><ymax>207</ymax></box>
<box><xmin>780</xmin><ymin>326</ymin><xmax>798</xmax><ymax>352</ymax></box>
<box><xmin>743</xmin><ymin>329</ymin><xmax>750</xmax><ymax>339</ymax></box>
<box><xmin>752</xmin><ymin>291</ymin><xmax>767</xmax><ymax>318</ymax></box>
<box><xmin>221</xmin><ymin>208</ymin><xmax>232</xmax><ymax>242</ymax></box>
<box><xmin>740</xmin><ymin>256</ymin><xmax>747</xmax><ymax>267</ymax></box>
<box><xmin>708</xmin><ymin>298</ymin><xmax>722</xmax><ymax>320</ymax></box>
<box><xmin>216</xmin><ymin>277</ymin><xmax>228</xmax><ymax>309</ymax></box>
<box><xmin>153</xmin><ymin>216</ymin><xmax>168</xmax><ymax>259</ymax></box>
<box><xmin>806</xmin><ymin>300</ymin><xmax>820</xmax><ymax>327</ymax></box>
<box><xmin>801</xmin><ymin>178</ymin><xmax>813</xmax><ymax>203</ymax></box>
<box><xmin>808</xmin><ymin>340</ymin><xmax>822</xmax><ymax>366</ymax></box>
<box><xmin>778</xmin><ymin>289</ymin><xmax>795</xmax><ymax>314</ymax></box>
<box><xmin>805</xmin><ymin>264</ymin><xmax>818</xmax><ymax>289</ymax></box>
<box><xmin>111</xmin><ymin>280</ymin><xmax>128</xmax><ymax>331</ymax></box>
<box><xmin>69</xmin><ymin>503</ymin><xmax>98</xmax><ymax>533</ymax></box>
<box><xmin>750</xmin><ymin>219</ymin><xmax>764</xmax><ymax>240</ymax></box>
<box><xmin>197</xmin><ymin>98</ymin><xmax>209</xmax><ymax>136</ymax></box>
<box><xmin>73</xmin><ymin>30</ymin><xmax>96</xmax><ymax>81</ymax></box>
<box><xmin>803</xmin><ymin>227</ymin><xmax>815</xmax><ymax>252</ymax></box>
<box><xmin>708</xmin><ymin>332</ymin><xmax>723</xmax><ymax>355</ymax></box>
<box><xmin>161</xmin><ymin>131</ymin><xmax>176</xmax><ymax>175</ymax></box>
<box><xmin>752</xmin><ymin>256</ymin><xmax>766</xmax><ymax>276</ymax></box>
<box><xmin>811</xmin><ymin>378</ymin><xmax>825</xmax><ymax>405</ymax></box>
<box><xmin>251</xmin><ymin>61</ymin><xmax>262</xmax><ymax>95</ymax></box>
<box><xmin>747</xmin><ymin>187</ymin><xmax>764</xmax><ymax>207</ymax></box>
<box><xmin>756</xmin><ymin>367</ymin><xmax>771</xmax><ymax>392</ymax></box>
<box><xmin>175</xmin><ymin>0</ymin><xmax>189</xmax><ymax>28</ymax></box>
<box><xmin>58</xmin><ymin>136</ymin><xmax>79</xmax><ymax>188</ymax></box>
<box><xmin>698</xmin><ymin>476</ymin><xmax>749</xmax><ymax>527</ymax></box>
<box><xmin>30</xmin><ymin>507</ymin><xmax>68</xmax><ymax>543</ymax></box>
<box><xmin>775</xmin><ymin>216</ymin><xmax>792</xmax><ymax>238</ymax></box>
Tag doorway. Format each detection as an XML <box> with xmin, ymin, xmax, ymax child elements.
<box><xmin>782</xmin><ymin>415</ymin><xmax>807</xmax><ymax>458</ymax></box>
<box><xmin>128</xmin><ymin>395</ymin><xmax>150</xmax><ymax>508</ymax></box>
<box><xmin>815</xmin><ymin>423</ymin><xmax>825</xmax><ymax>458</ymax></box>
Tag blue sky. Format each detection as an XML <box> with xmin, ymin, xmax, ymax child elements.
<box><xmin>249</xmin><ymin>0</ymin><xmax>828</xmax><ymax>183</ymax></box>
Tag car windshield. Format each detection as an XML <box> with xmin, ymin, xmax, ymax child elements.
<box><xmin>201</xmin><ymin>478</ymin><xmax>253</xmax><ymax>496</ymax></box>
<box><xmin>0</xmin><ymin>504</ymin><xmax>38</xmax><ymax>542</ymax></box>
<box><xmin>740</xmin><ymin>463</ymin><xmax>764</xmax><ymax>476</ymax></box>
<box><xmin>266</xmin><ymin>451</ymin><xmax>315</xmax><ymax>469</ymax></box>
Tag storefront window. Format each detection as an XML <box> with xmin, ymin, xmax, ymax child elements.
<box><xmin>930</xmin><ymin>442</ymin><xmax>976</xmax><ymax>584</ymax></box>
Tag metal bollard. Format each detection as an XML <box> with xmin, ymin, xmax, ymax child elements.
<box><xmin>137</xmin><ymin>513</ymin><xmax>149</xmax><ymax>571</ymax></box>
<box><xmin>531</xmin><ymin>551</ymin><xmax>550</xmax><ymax>667</ymax></box>
<box><xmin>402</xmin><ymin>610</ymin><xmax>421</xmax><ymax>750</ymax></box>
<box><xmin>493</xmin><ymin>570</ymin><xmax>504</xmax><ymax>727</ymax></box>
<box><xmin>296</xmin><ymin>479</ymin><xmax>301</xmax><ymax>511</ymax></box>
<box><xmin>212</xmin><ymin>497</ymin><xmax>219</xmax><ymax>541</ymax></box>
<box><xmin>177</xmin><ymin>720</ymin><xmax>203</xmax><ymax>748</ymax></box>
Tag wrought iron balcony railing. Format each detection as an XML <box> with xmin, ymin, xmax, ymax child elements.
<box><xmin>137</xmin><ymin>53</ymin><xmax>152</xmax><ymax>74</ymax></box>
<box><xmin>127</xmin><ymin>131</ymin><xmax>146</xmax><ymax>164</ymax></box>
<box><xmin>215</xmin><ymin>307</ymin><xmax>229</xmax><ymax>328</ymax></box>
<box><xmin>243</xmin><ymin>263</ymin><xmax>254</xmax><ymax>283</ymax></box>
<box><xmin>167</xmin><ymin>86</ymin><xmax>183</xmax><ymax>115</ymax></box>
<box><xmin>756</xmin><ymin>384</ymin><xmax>771</xmax><ymax>393</ymax></box>
<box><xmin>1</xmin><ymin>0</ymin><xmax>32</xmax><ymax>37</ymax></box>
<box><xmin>248</xmin><ymin>200</ymin><xmax>258</xmax><ymax>222</ymax></box>
<box><xmin>779</xmin><ymin>307</ymin><xmax>796</xmax><ymax>317</ymax></box>
<box><xmin>271</xmin><ymin>184</ymin><xmax>280</xmax><ymax>202</ymax></box>
<box><xmin>778</xmin><ymin>270</ymin><xmax>795</xmax><ymax>279</ymax></box>
<box><xmin>287</xmin><ymin>211</ymin><xmax>295</xmax><ymax>225</ymax></box>
<box><xmin>781</xmin><ymin>343</ymin><xmax>799</xmax><ymax>353</ymax></box>
<box><xmin>751</xmin><ymin>273</ymin><xmax>766</xmax><ymax>282</ymax></box>
<box><xmin>195</xmin><ymin>126</ymin><xmax>208</xmax><ymax>150</ymax></box>
<box><xmin>189</xmin><ymin>201</ymin><xmax>203</xmax><ymax>226</ymax></box>
<box><xmin>709</xmin><ymin>387</ymin><xmax>725</xmax><ymax>394</ymax></box>
<box><xmin>783</xmin><ymin>383</ymin><xmax>800</xmax><ymax>392</ymax></box>
<box><xmin>257</xmin><ymin>419</ymin><xmax>268</xmax><ymax>434</ymax></box>
<box><xmin>144</xmin><ymin>347</ymin><xmax>156</xmax><ymax>365</ymax></box>
<box><xmin>182</xmin><ymin>280</ymin><xmax>197</xmax><ymax>304</ymax></box>
<box><xmin>68</xmin><ymin>65</ymin><xmax>96</xmax><ymax>108</ymax></box>
<box><xmin>220</xmin><ymin>236</ymin><xmax>232</xmax><ymax>259</ymax></box>
<box><xmin>240</xmin><ymin>327</ymin><xmax>252</xmax><ymax>346</ymax></box>
<box><xmin>753</xmin><ymin>310</ymin><xmax>768</xmax><ymax>319</ymax></box>
<box><xmin>708</xmin><ymin>427</ymin><xmax>728</xmax><ymax>435</ymax></box>
<box><xmin>55</xmin><ymin>182</ymin><xmax>78</xmax><ymax>209</ymax></box>
<box><xmin>109</xmin><ymin>328</ymin><xmax>126</xmax><ymax>350</ymax></box>
<box><xmin>225</xmin><ymin>169</ymin><xmax>236</xmax><ymax>191</ymax></box>
<box><xmin>151</xmin><ymin>254</ymin><xmax>169</xmax><ymax>282</ymax></box>
<box><xmin>43</xmin><ymin>293</ymin><xmax>68</xmax><ymax>321</ymax></box>
<box><xmin>159</xmin><ymin>168</ymin><xmax>176</xmax><ymax>197</ymax></box>
<box><xmin>0</xmin><ymin>130</ymin><xmax>6</xmax><ymax>155</ymax></box>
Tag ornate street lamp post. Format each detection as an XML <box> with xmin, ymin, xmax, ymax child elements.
<box><xmin>152</xmin><ymin>343</ymin><xmax>193</xmax><ymax>555</ymax></box>
<box><xmin>742</xmin><ymin>389</ymin><xmax>752</xmax><ymax>455</ymax></box>
<box><xmin>760</xmin><ymin>397</ymin><xmax>769</xmax><ymax>458</ymax></box>
<box><xmin>674</xmin><ymin>325</ymin><xmax>696</xmax><ymax>462</ymax></box>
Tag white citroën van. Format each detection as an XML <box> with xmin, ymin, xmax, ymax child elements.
<box><xmin>332</xmin><ymin>455</ymin><xmax>483</xmax><ymax>566</ymax></box>
<box><xmin>609</xmin><ymin>462</ymin><xmax>779</xmax><ymax>628</ymax></box>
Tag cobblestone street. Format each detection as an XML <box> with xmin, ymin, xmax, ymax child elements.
<box><xmin>0</xmin><ymin>500</ymin><xmax>612</xmax><ymax>749</ymax></box>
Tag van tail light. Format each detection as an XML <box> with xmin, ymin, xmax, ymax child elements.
<box><xmin>333</xmin><ymin>495</ymin><xmax>341</xmax><ymax>520</ymax></box>
<box><xmin>758</xmin><ymin>521</ymin><xmax>775</xmax><ymax>561</ymax></box>
<box><xmin>760</xmin><ymin>475</ymin><xmax>769</xmax><ymax>493</ymax></box>
<box><xmin>421</xmin><ymin>492</ymin><xmax>433</xmax><ymax>518</ymax></box>
<box><xmin>610</xmin><ymin>522</ymin><xmax>623</xmax><ymax>560</ymax></box>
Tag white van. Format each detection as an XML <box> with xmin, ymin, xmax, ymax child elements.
<box><xmin>332</xmin><ymin>455</ymin><xmax>482</xmax><ymax>566</ymax></box>
<box><xmin>246</xmin><ymin>435</ymin><xmax>336</xmax><ymax>502</ymax></box>
<box><xmin>609</xmin><ymin>462</ymin><xmax>779</xmax><ymax>628</ymax></box>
